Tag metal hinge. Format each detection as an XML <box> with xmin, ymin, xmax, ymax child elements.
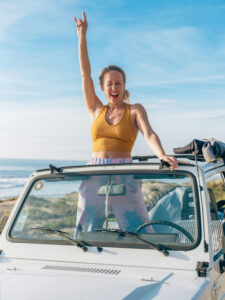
<box><xmin>204</xmin><ymin>240</ymin><xmax>208</xmax><ymax>252</ymax></box>
<box><xmin>219</xmin><ymin>259</ymin><xmax>225</xmax><ymax>274</ymax></box>
<box><xmin>196</xmin><ymin>261</ymin><xmax>209</xmax><ymax>277</ymax></box>
<box><xmin>49</xmin><ymin>164</ymin><xmax>63</xmax><ymax>174</ymax></box>
<box><xmin>159</xmin><ymin>160</ymin><xmax>170</xmax><ymax>169</ymax></box>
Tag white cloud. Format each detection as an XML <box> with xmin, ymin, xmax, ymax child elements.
<box><xmin>0</xmin><ymin>0</ymin><xmax>83</xmax><ymax>41</ymax></box>
<box><xmin>130</xmin><ymin>74</ymin><xmax>225</xmax><ymax>88</ymax></box>
<box><xmin>0</xmin><ymin>77</ymin><xmax>36</xmax><ymax>86</ymax></box>
<box><xmin>141</xmin><ymin>109</ymin><xmax>225</xmax><ymax>155</ymax></box>
<box><xmin>173</xmin><ymin>110</ymin><xmax>225</xmax><ymax>120</ymax></box>
<box><xmin>0</xmin><ymin>0</ymin><xmax>47</xmax><ymax>38</ymax></box>
<box><xmin>93</xmin><ymin>25</ymin><xmax>225</xmax><ymax>88</ymax></box>
<box><xmin>141</xmin><ymin>98</ymin><xmax>177</xmax><ymax>110</ymax></box>
<box><xmin>0</xmin><ymin>90</ymin><xmax>44</xmax><ymax>96</ymax></box>
<box><xmin>0</xmin><ymin>101</ymin><xmax>92</xmax><ymax>160</ymax></box>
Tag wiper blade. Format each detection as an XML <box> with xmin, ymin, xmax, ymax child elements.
<box><xmin>32</xmin><ymin>226</ymin><xmax>88</xmax><ymax>252</ymax></box>
<box><xmin>32</xmin><ymin>226</ymin><xmax>102</xmax><ymax>252</ymax></box>
<box><xmin>97</xmin><ymin>229</ymin><xmax>169</xmax><ymax>256</ymax></box>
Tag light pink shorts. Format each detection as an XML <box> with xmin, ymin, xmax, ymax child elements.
<box><xmin>76</xmin><ymin>157</ymin><xmax>153</xmax><ymax>233</ymax></box>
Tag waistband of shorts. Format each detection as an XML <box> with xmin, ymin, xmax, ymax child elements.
<box><xmin>88</xmin><ymin>157</ymin><xmax>133</xmax><ymax>165</ymax></box>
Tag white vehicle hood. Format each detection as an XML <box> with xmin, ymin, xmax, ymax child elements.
<box><xmin>0</xmin><ymin>264</ymin><xmax>209</xmax><ymax>300</ymax></box>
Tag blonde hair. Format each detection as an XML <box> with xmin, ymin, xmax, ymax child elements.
<box><xmin>99</xmin><ymin>65</ymin><xmax>130</xmax><ymax>102</ymax></box>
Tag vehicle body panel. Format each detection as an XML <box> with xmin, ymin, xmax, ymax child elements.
<box><xmin>0</xmin><ymin>258</ymin><xmax>211</xmax><ymax>300</ymax></box>
<box><xmin>0</xmin><ymin>157</ymin><xmax>225</xmax><ymax>299</ymax></box>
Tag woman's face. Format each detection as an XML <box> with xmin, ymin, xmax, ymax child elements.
<box><xmin>101</xmin><ymin>70</ymin><xmax>125</xmax><ymax>104</ymax></box>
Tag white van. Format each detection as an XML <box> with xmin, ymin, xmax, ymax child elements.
<box><xmin>0</xmin><ymin>155</ymin><xmax>225</xmax><ymax>300</ymax></box>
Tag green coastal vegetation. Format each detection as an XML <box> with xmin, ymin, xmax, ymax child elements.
<box><xmin>0</xmin><ymin>197</ymin><xmax>17</xmax><ymax>232</ymax></box>
<box><xmin>0</xmin><ymin>179</ymin><xmax>225</xmax><ymax>235</ymax></box>
<box><xmin>207</xmin><ymin>179</ymin><xmax>225</xmax><ymax>202</ymax></box>
<box><xmin>9</xmin><ymin>192</ymin><xmax>79</xmax><ymax>239</ymax></box>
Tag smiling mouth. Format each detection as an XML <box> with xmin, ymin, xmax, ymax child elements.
<box><xmin>111</xmin><ymin>93</ymin><xmax>119</xmax><ymax>99</ymax></box>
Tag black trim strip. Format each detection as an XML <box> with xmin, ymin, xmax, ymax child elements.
<box><xmin>213</xmin><ymin>249</ymin><xmax>223</xmax><ymax>262</ymax></box>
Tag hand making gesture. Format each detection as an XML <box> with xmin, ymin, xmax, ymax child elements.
<box><xmin>74</xmin><ymin>11</ymin><xmax>88</xmax><ymax>39</ymax></box>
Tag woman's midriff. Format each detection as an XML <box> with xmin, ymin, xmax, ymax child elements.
<box><xmin>92</xmin><ymin>151</ymin><xmax>131</xmax><ymax>158</ymax></box>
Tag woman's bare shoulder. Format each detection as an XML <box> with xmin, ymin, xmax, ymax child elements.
<box><xmin>129</xmin><ymin>103</ymin><xmax>146</xmax><ymax>114</ymax></box>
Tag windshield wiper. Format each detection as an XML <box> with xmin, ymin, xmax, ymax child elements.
<box><xmin>32</xmin><ymin>226</ymin><xmax>102</xmax><ymax>252</ymax></box>
<box><xmin>96</xmin><ymin>229</ymin><xmax>169</xmax><ymax>256</ymax></box>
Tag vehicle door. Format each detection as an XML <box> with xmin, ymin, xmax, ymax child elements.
<box><xmin>205</xmin><ymin>169</ymin><xmax>225</xmax><ymax>299</ymax></box>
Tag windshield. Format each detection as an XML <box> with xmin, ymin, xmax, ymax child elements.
<box><xmin>9</xmin><ymin>171</ymin><xmax>199</xmax><ymax>250</ymax></box>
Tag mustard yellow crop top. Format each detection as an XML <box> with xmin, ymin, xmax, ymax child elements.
<box><xmin>91</xmin><ymin>103</ymin><xmax>137</xmax><ymax>153</ymax></box>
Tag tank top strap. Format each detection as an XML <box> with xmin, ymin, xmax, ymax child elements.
<box><xmin>93</xmin><ymin>105</ymin><xmax>107</xmax><ymax>124</ymax></box>
<box><xmin>125</xmin><ymin>102</ymin><xmax>130</xmax><ymax>113</ymax></box>
<box><xmin>122</xmin><ymin>103</ymin><xmax>131</xmax><ymax>121</ymax></box>
<box><xmin>101</xmin><ymin>105</ymin><xmax>108</xmax><ymax>113</ymax></box>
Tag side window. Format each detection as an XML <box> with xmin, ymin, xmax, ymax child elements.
<box><xmin>206</xmin><ymin>172</ymin><xmax>225</xmax><ymax>254</ymax></box>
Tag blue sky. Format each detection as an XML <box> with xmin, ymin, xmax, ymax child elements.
<box><xmin>0</xmin><ymin>0</ymin><xmax>225</xmax><ymax>160</ymax></box>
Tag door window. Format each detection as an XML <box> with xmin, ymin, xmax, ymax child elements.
<box><xmin>206</xmin><ymin>173</ymin><xmax>225</xmax><ymax>253</ymax></box>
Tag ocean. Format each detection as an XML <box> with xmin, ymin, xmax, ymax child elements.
<box><xmin>0</xmin><ymin>158</ymin><xmax>86</xmax><ymax>200</ymax></box>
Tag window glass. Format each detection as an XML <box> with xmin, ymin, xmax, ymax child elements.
<box><xmin>10</xmin><ymin>172</ymin><xmax>198</xmax><ymax>249</ymax></box>
<box><xmin>206</xmin><ymin>173</ymin><xmax>225</xmax><ymax>253</ymax></box>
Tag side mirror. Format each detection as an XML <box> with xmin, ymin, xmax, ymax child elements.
<box><xmin>97</xmin><ymin>184</ymin><xmax>126</xmax><ymax>196</ymax></box>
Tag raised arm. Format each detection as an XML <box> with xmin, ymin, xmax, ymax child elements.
<box><xmin>74</xmin><ymin>12</ymin><xmax>102</xmax><ymax>119</ymax></box>
<box><xmin>134</xmin><ymin>104</ymin><xmax>178</xmax><ymax>170</ymax></box>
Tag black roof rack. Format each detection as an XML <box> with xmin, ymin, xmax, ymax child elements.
<box><xmin>36</xmin><ymin>154</ymin><xmax>216</xmax><ymax>173</ymax></box>
<box><xmin>132</xmin><ymin>154</ymin><xmax>206</xmax><ymax>162</ymax></box>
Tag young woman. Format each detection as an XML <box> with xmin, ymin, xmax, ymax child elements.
<box><xmin>74</xmin><ymin>12</ymin><xmax>178</xmax><ymax>232</ymax></box>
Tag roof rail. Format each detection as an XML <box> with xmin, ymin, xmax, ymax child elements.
<box><xmin>132</xmin><ymin>154</ymin><xmax>206</xmax><ymax>162</ymax></box>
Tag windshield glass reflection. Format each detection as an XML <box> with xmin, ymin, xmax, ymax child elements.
<box><xmin>10</xmin><ymin>172</ymin><xmax>197</xmax><ymax>248</ymax></box>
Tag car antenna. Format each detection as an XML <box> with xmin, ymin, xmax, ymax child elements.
<box><xmin>49</xmin><ymin>164</ymin><xmax>63</xmax><ymax>174</ymax></box>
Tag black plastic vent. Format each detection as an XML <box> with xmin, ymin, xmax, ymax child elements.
<box><xmin>42</xmin><ymin>265</ymin><xmax>121</xmax><ymax>275</ymax></box>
